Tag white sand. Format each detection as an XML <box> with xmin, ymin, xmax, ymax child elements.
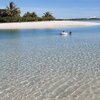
<box><xmin>0</xmin><ymin>21</ymin><xmax>100</xmax><ymax>29</ymax></box>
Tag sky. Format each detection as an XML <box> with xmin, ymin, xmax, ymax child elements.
<box><xmin>0</xmin><ymin>0</ymin><xmax>100</xmax><ymax>18</ymax></box>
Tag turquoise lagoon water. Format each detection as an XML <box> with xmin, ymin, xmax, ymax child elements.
<box><xmin>0</xmin><ymin>26</ymin><xmax>100</xmax><ymax>100</ymax></box>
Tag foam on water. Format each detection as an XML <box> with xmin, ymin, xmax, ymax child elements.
<box><xmin>0</xmin><ymin>26</ymin><xmax>100</xmax><ymax>100</ymax></box>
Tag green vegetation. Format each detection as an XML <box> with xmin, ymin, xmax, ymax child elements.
<box><xmin>0</xmin><ymin>2</ymin><xmax>55</xmax><ymax>22</ymax></box>
<box><xmin>6</xmin><ymin>2</ymin><xmax>20</xmax><ymax>17</ymax></box>
<box><xmin>42</xmin><ymin>12</ymin><xmax>55</xmax><ymax>21</ymax></box>
<box><xmin>23</xmin><ymin>12</ymin><xmax>39</xmax><ymax>21</ymax></box>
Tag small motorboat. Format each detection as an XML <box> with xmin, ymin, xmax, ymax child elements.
<box><xmin>60</xmin><ymin>31</ymin><xmax>72</xmax><ymax>36</ymax></box>
<box><xmin>60</xmin><ymin>31</ymin><xmax>69</xmax><ymax>36</ymax></box>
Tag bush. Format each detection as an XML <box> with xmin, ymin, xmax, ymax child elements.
<box><xmin>0</xmin><ymin>17</ymin><xmax>22</xmax><ymax>22</ymax></box>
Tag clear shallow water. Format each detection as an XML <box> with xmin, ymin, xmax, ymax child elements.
<box><xmin>0</xmin><ymin>26</ymin><xmax>100</xmax><ymax>100</ymax></box>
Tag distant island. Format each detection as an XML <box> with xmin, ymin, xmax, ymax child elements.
<box><xmin>0</xmin><ymin>2</ymin><xmax>100</xmax><ymax>23</ymax></box>
<box><xmin>58</xmin><ymin>18</ymin><xmax>100</xmax><ymax>21</ymax></box>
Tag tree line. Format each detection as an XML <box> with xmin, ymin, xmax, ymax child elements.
<box><xmin>0</xmin><ymin>2</ymin><xmax>55</xmax><ymax>22</ymax></box>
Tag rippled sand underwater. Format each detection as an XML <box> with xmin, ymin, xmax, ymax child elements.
<box><xmin>0</xmin><ymin>27</ymin><xmax>100</xmax><ymax>100</ymax></box>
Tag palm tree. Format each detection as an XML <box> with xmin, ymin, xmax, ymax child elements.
<box><xmin>6</xmin><ymin>2</ymin><xmax>20</xmax><ymax>17</ymax></box>
<box><xmin>42</xmin><ymin>12</ymin><xmax>55</xmax><ymax>20</ymax></box>
<box><xmin>31</xmin><ymin>12</ymin><xmax>38</xmax><ymax>18</ymax></box>
<box><xmin>23</xmin><ymin>12</ymin><xmax>38</xmax><ymax>21</ymax></box>
<box><xmin>23</xmin><ymin>12</ymin><xmax>37</xmax><ymax>18</ymax></box>
<box><xmin>0</xmin><ymin>9</ymin><xmax>8</xmax><ymax>17</ymax></box>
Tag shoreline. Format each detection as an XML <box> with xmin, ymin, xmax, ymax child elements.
<box><xmin>0</xmin><ymin>21</ymin><xmax>100</xmax><ymax>30</ymax></box>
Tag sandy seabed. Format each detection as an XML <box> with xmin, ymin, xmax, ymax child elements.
<box><xmin>0</xmin><ymin>21</ymin><xmax>100</xmax><ymax>29</ymax></box>
<box><xmin>0</xmin><ymin>37</ymin><xmax>100</xmax><ymax>100</ymax></box>
<box><xmin>0</xmin><ymin>21</ymin><xmax>100</xmax><ymax>100</ymax></box>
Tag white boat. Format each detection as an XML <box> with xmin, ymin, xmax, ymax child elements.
<box><xmin>60</xmin><ymin>31</ymin><xmax>72</xmax><ymax>36</ymax></box>
<box><xmin>60</xmin><ymin>32</ymin><xmax>69</xmax><ymax>35</ymax></box>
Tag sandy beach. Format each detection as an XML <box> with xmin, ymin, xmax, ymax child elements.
<box><xmin>0</xmin><ymin>21</ymin><xmax>100</xmax><ymax>29</ymax></box>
